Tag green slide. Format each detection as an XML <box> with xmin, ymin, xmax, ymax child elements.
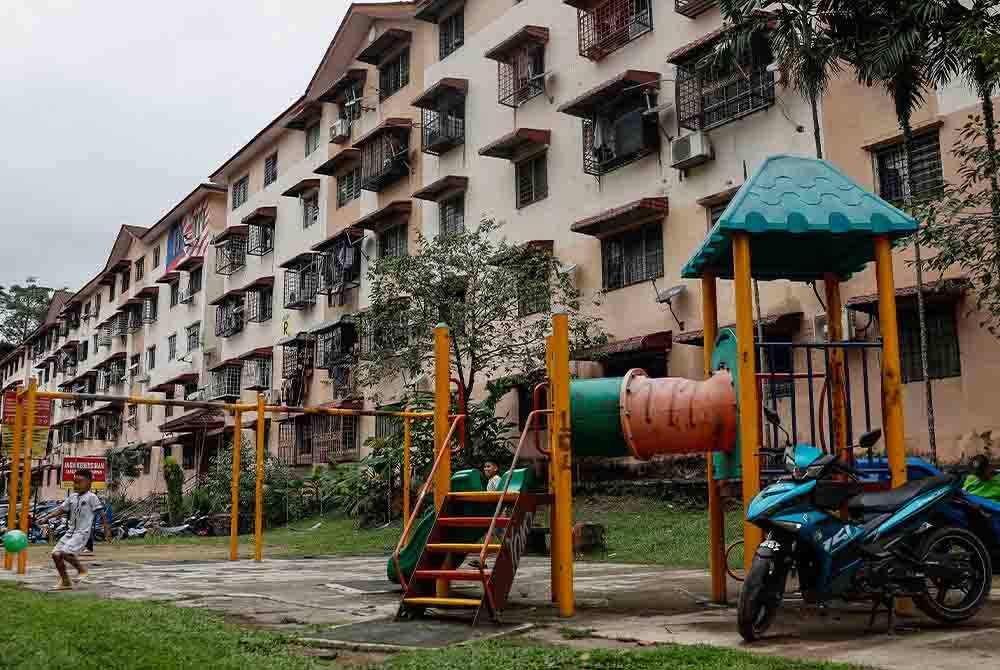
<box><xmin>387</xmin><ymin>467</ymin><xmax>534</xmax><ymax>584</ymax></box>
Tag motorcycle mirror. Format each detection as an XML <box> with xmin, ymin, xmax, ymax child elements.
<box><xmin>858</xmin><ymin>429</ymin><xmax>882</xmax><ymax>450</ymax></box>
<box><xmin>763</xmin><ymin>407</ymin><xmax>782</xmax><ymax>426</ymax></box>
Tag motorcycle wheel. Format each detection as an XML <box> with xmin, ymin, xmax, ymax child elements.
<box><xmin>915</xmin><ymin>526</ymin><xmax>992</xmax><ymax>623</ymax></box>
<box><xmin>738</xmin><ymin>555</ymin><xmax>787</xmax><ymax>642</ymax></box>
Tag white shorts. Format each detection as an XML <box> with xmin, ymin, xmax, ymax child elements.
<box><xmin>53</xmin><ymin>531</ymin><xmax>89</xmax><ymax>556</ymax></box>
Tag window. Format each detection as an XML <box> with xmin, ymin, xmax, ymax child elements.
<box><xmin>378</xmin><ymin>224</ymin><xmax>408</xmax><ymax>259</ymax></box>
<box><xmin>875</xmin><ymin>130</ymin><xmax>944</xmax><ymax>203</ymax></box>
<box><xmin>168</xmin><ymin>334</ymin><xmax>177</xmax><ymax>361</ymax></box>
<box><xmin>490</xmin><ymin>31</ymin><xmax>546</xmax><ymax>108</ymax></box>
<box><xmin>141</xmin><ymin>446</ymin><xmax>151</xmax><ymax>474</ymax></box>
<box><xmin>232</xmin><ymin>175</ymin><xmax>249</xmax><ymax>210</ymax></box>
<box><xmin>182</xmin><ymin>445</ymin><xmax>195</xmax><ymax>470</ymax></box>
<box><xmin>574</xmin><ymin>0</ymin><xmax>653</xmax><ymax>61</ymax></box>
<box><xmin>79</xmin><ymin>341</ymin><xmax>88</xmax><ymax>361</ymax></box>
<box><xmin>336</xmin><ymin>167</ymin><xmax>362</xmax><ymax>208</ymax></box>
<box><xmin>146</xmin><ymin>345</ymin><xmax>156</xmax><ymax>371</ymax></box>
<box><xmin>135</xmin><ymin>257</ymin><xmax>145</xmax><ymax>281</ymax></box>
<box><xmin>339</xmin><ymin>84</ymin><xmax>363</xmax><ymax>122</ymax></box>
<box><xmin>169</xmin><ymin>281</ymin><xmax>179</xmax><ymax>307</ymax></box>
<box><xmin>146</xmin><ymin>403</ymin><xmax>153</xmax><ymax>422</ymax></box>
<box><xmin>601</xmin><ymin>221</ymin><xmax>663</xmax><ymax>290</ymax></box>
<box><xmin>165</xmin><ymin>390</ymin><xmax>174</xmax><ymax>418</ymax></box>
<box><xmin>93</xmin><ymin>334</ymin><xmax>99</xmax><ymax>352</ymax></box>
<box><xmin>359</xmin><ymin>127</ymin><xmax>410</xmax><ymax>191</ymax></box>
<box><xmin>676</xmin><ymin>34</ymin><xmax>775</xmax><ymax>131</ymax></box>
<box><xmin>302</xmin><ymin>194</ymin><xmax>319</xmax><ymax>229</ymax></box>
<box><xmin>246</xmin><ymin>287</ymin><xmax>273</xmax><ymax>323</ymax></box>
<box><xmin>439</xmin><ymin>9</ymin><xmax>464</xmax><ymax>59</ymax></box>
<box><xmin>899</xmin><ymin>304</ymin><xmax>961</xmax><ymax>383</ymax></box>
<box><xmin>375</xmin><ymin>411</ymin><xmax>403</xmax><ymax>440</ymax></box>
<box><xmin>189</xmin><ymin>267</ymin><xmax>203</xmax><ymax>295</ymax></box>
<box><xmin>439</xmin><ymin>195</ymin><xmax>464</xmax><ymax>236</ymax></box>
<box><xmin>247</xmin><ymin>222</ymin><xmax>274</xmax><ymax>256</ymax></box>
<box><xmin>192</xmin><ymin>211</ymin><xmax>206</xmax><ymax>241</ymax></box>
<box><xmin>379</xmin><ymin>47</ymin><xmax>410</xmax><ymax>100</ymax></box>
<box><xmin>143</xmin><ymin>297</ymin><xmax>157</xmax><ymax>324</ymax></box>
<box><xmin>515</xmin><ymin>152</ymin><xmax>548</xmax><ymax>208</ymax></box>
<box><xmin>313</xmin><ymin>414</ymin><xmax>360</xmax><ymax>462</ymax></box>
<box><xmin>128</xmin><ymin>405</ymin><xmax>138</xmax><ymax>432</ymax></box>
<box><xmin>95</xmin><ymin>292</ymin><xmax>102</xmax><ymax>315</ymax></box>
<box><xmin>264</xmin><ymin>153</ymin><xmax>278</xmax><ymax>186</ymax></box>
<box><xmin>153</xmin><ymin>245</ymin><xmax>161</xmax><ymax>268</ymax></box>
<box><xmin>187</xmin><ymin>322</ymin><xmax>201</xmax><ymax>351</ymax></box>
<box><xmin>121</xmin><ymin>270</ymin><xmax>130</xmax><ymax>294</ymax></box>
<box><xmin>581</xmin><ymin>89</ymin><xmax>660</xmax><ymax>177</ymax></box>
<box><xmin>109</xmin><ymin>279</ymin><xmax>116</xmax><ymax>301</ymax></box>
<box><xmin>518</xmin><ymin>262</ymin><xmax>551</xmax><ymax>317</ymax></box>
<box><xmin>306</xmin><ymin>124</ymin><xmax>321</xmax><ymax>156</ymax></box>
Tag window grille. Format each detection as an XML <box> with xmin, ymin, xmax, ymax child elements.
<box><xmin>164</xmin><ymin>390</ymin><xmax>174</xmax><ymax>417</ymax></box>
<box><xmin>676</xmin><ymin>36</ymin><xmax>775</xmax><ymax>131</ymax></box>
<box><xmin>675</xmin><ymin>0</ymin><xmax>717</xmax><ymax>18</ymax></box>
<box><xmin>306</xmin><ymin>124</ymin><xmax>321</xmax><ymax>156</ymax></box>
<box><xmin>421</xmin><ymin>107</ymin><xmax>465</xmax><ymax>156</ymax></box>
<box><xmin>439</xmin><ymin>195</ymin><xmax>465</xmax><ymax>236</ymax></box>
<box><xmin>247</xmin><ymin>221</ymin><xmax>274</xmax><ymax>256</ymax></box>
<box><xmin>243</xmin><ymin>357</ymin><xmax>272</xmax><ymax>390</ymax></box>
<box><xmin>79</xmin><ymin>340</ymin><xmax>88</xmax><ymax>361</ymax></box>
<box><xmin>378</xmin><ymin>224</ymin><xmax>408</xmax><ymax>259</ymax></box>
<box><xmin>581</xmin><ymin>96</ymin><xmax>660</xmax><ymax>177</ymax></box>
<box><xmin>281</xmin><ymin>340</ymin><xmax>315</xmax><ymax>379</ymax></box>
<box><xmin>168</xmin><ymin>334</ymin><xmax>177</xmax><ymax>361</ymax></box>
<box><xmin>360</xmin><ymin>129</ymin><xmax>410</xmax><ymax>191</ymax></box>
<box><xmin>518</xmin><ymin>266</ymin><xmax>551</xmax><ymax>317</ymax></box>
<box><xmin>146</xmin><ymin>345</ymin><xmax>156</xmax><ymax>371</ymax></box>
<box><xmin>121</xmin><ymin>270</ymin><xmax>130</xmax><ymax>294</ymax></box>
<box><xmin>153</xmin><ymin>245</ymin><xmax>161</xmax><ymax>267</ymax></box>
<box><xmin>312</xmin><ymin>414</ymin><xmax>359</xmax><ymax>463</ymax></box>
<box><xmin>189</xmin><ymin>267</ymin><xmax>203</xmax><ymax>295</ymax></box>
<box><xmin>142</xmin><ymin>296</ymin><xmax>158</xmax><ymax>324</ymax></box>
<box><xmin>317</xmin><ymin>236</ymin><xmax>361</xmax><ymax>296</ymax></box>
<box><xmin>336</xmin><ymin>167</ymin><xmax>363</xmax><ymax>208</ymax></box>
<box><xmin>515</xmin><ymin>153</ymin><xmax>548</xmax><ymax>209</ymax></box>
<box><xmin>302</xmin><ymin>195</ymin><xmax>319</xmax><ymax>229</ymax></box>
<box><xmin>107</xmin><ymin>359</ymin><xmax>126</xmax><ymax>389</ymax></box>
<box><xmin>232</xmin><ymin>175</ymin><xmax>249</xmax><ymax>210</ymax></box>
<box><xmin>875</xmin><ymin>130</ymin><xmax>944</xmax><ymax>203</ymax></box>
<box><xmin>339</xmin><ymin>83</ymin><xmax>363</xmax><ymax>122</ymax></box>
<box><xmin>359</xmin><ymin>304</ymin><xmax>409</xmax><ymax>359</ymax></box>
<box><xmin>215</xmin><ymin>235</ymin><xmax>247</xmax><ymax>276</ymax></box>
<box><xmin>127</xmin><ymin>405</ymin><xmax>137</xmax><ymax>431</ymax></box>
<box><xmin>439</xmin><ymin>9</ymin><xmax>464</xmax><ymax>59</ymax></box>
<box><xmin>329</xmin><ymin>364</ymin><xmax>354</xmax><ymax>399</ymax></box>
<box><xmin>215</xmin><ymin>299</ymin><xmax>245</xmax><ymax>338</ymax></box>
<box><xmin>375</xmin><ymin>409</ymin><xmax>403</xmax><ymax>440</ymax></box>
<box><xmin>264</xmin><ymin>154</ymin><xmax>278</xmax><ymax>186</ymax></box>
<box><xmin>245</xmin><ymin>287</ymin><xmax>273</xmax><ymax>323</ymax></box>
<box><xmin>899</xmin><ymin>304</ymin><xmax>961</xmax><ymax>382</ymax></box>
<box><xmin>210</xmin><ymin>364</ymin><xmax>242</xmax><ymax>400</ymax></box>
<box><xmin>378</xmin><ymin>47</ymin><xmax>410</xmax><ymax>100</ymax></box>
<box><xmin>277</xmin><ymin>420</ymin><xmax>295</xmax><ymax>465</ymax></box>
<box><xmin>574</xmin><ymin>0</ymin><xmax>653</xmax><ymax>61</ymax></box>
<box><xmin>170</xmin><ymin>281</ymin><xmax>180</xmax><ymax>307</ymax></box>
<box><xmin>283</xmin><ymin>257</ymin><xmax>319</xmax><ymax>310</ymax></box>
<box><xmin>187</xmin><ymin>322</ymin><xmax>201</xmax><ymax>351</ymax></box>
<box><xmin>497</xmin><ymin>43</ymin><xmax>545</xmax><ymax>108</ymax></box>
<box><xmin>315</xmin><ymin>322</ymin><xmax>357</xmax><ymax>370</ymax></box>
<box><xmin>135</xmin><ymin>257</ymin><xmax>145</xmax><ymax>281</ymax></box>
<box><xmin>111</xmin><ymin>314</ymin><xmax>127</xmax><ymax>338</ymax></box>
<box><xmin>601</xmin><ymin>221</ymin><xmax>663</xmax><ymax>290</ymax></box>
<box><xmin>126</xmin><ymin>306</ymin><xmax>142</xmax><ymax>334</ymax></box>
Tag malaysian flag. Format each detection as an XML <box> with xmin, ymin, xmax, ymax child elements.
<box><xmin>166</xmin><ymin>201</ymin><xmax>212</xmax><ymax>272</ymax></box>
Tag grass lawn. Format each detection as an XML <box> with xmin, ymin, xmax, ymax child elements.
<box><xmin>0</xmin><ymin>582</ymin><xmax>861</xmax><ymax>670</ymax></box>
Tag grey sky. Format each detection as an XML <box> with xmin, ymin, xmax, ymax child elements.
<box><xmin>0</xmin><ymin>0</ymin><xmax>357</xmax><ymax>292</ymax></box>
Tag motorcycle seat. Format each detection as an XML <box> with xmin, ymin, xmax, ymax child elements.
<box><xmin>847</xmin><ymin>475</ymin><xmax>955</xmax><ymax>515</ymax></box>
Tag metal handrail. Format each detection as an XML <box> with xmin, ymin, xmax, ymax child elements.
<box><xmin>450</xmin><ymin>377</ymin><xmax>466</xmax><ymax>453</ymax></box>
<box><xmin>477</xmin><ymin>408</ymin><xmax>552</xmax><ymax>614</ymax></box>
<box><xmin>392</xmin><ymin>413</ymin><xmax>465</xmax><ymax>592</ymax></box>
<box><xmin>533</xmin><ymin>382</ymin><xmax>550</xmax><ymax>456</ymax></box>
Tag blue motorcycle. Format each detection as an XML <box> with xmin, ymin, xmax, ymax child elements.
<box><xmin>738</xmin><ymin>409</ymin><xmax>992</xmax><ymax>641</ymax></box>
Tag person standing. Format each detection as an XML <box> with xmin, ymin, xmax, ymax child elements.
<box><xmin>964</xmin><ymin>454</ymin><xmax>1000</xmax><ymax>504</ymax></box>
<box><xmin>483</xmin><ymin>460</ymin><xmax>501</xmax><ymax>492</ymax></box>
<box><xmin>37</xmin><ymin>469</ymin><xmax>110</xmax><ymax>590</ymax></box>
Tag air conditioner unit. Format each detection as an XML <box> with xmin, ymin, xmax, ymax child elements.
<box><xmin>813</xmin><ymin>309</ymin><xmax>854</xmax><ymax>342</ymax></box>
<box><xmin>670</xmin><ymin>131</ymin><xmax>713</xmax><ymax>170</ymax></box>
<box><xmin>330</xmin><ymin>118</ymin><xmax>351</xmax><ymax>143</ymax></box>
<box><xmin>179</xmin><ymin>288</ymin><xmax>193</xmax><ymax>304</ymax></box>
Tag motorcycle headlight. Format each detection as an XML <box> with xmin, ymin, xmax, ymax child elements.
<box><xmin>805</xmin><ymin>463</ymin><xmax>826</xmax><ymax>479</ymax></box>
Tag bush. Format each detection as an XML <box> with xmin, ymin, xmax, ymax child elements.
<box><xmin>163</xmin><ymin>457</ymin><xmax>185</xmax><ymax>525</ymax></box>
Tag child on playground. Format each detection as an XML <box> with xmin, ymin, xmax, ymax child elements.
<box><xmin>483</xmin><ymin>460</ymin><xmax>501</xmax><ymax>492</ymax></box>
<box><xmin>37</xmin><ymin>469</ymin><xmax>110</xmax><ymax>591</ymax></box>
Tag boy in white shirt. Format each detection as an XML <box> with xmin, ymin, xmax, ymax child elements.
<box><xmin>38</xmin><ymin>469</ymin><xmax>109</xmax><ymax>591</ymax></box>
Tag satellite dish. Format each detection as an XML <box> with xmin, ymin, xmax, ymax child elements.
<box><xmin>654</xmin><ymin>283</ymin><xmax>687</xmax><ymax>305</ymax></box>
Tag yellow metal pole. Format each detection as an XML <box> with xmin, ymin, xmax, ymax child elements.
<box><xmin>229</xmin><ymin>408</ymin><xmax>242</xmax><ymax>561</ymax></box>
<box><xmin>702</xmin><ymin>274</ymin><xmax>726</xmax><ymax>604</ymax></box>
<box><xmin>551</xmin><ymin>312</ymin><xmax>574</xmax><ymax>618</ymax></box>
<box><xmin>403</xmin><ymin>417</ymin><xmax>411</xmax><ymax>522</ymax></box>
<box><xmin>824</xmin><ymin>274</ymin><xmax>848</xmax><ymax>464</ymax></box>
<box><xmin>433</xmin><ymin>324</ymin><xmax>451</xmax><ymax>598</ymax></box>
<box><xmin>254</xmin><ymin>393</ymin><xmax>265</xmax><ymax>562</ymax></box>
<box><xmin>4</xmin><ymin>392</ymin><xmax>24</xmax><ymax>571</ymax></box>
<box><xmin>732</xmin><ymin>233</ymin><xmax>763</xmax><ymax>570</ymax></box>
<box><xmin>545</xmin><ymin>335</ymin><xmax>559</xmax><ymax>604</ymax></box>
<box><xmin>874</xmin><ymin>237</ymin><xmax>907</xmax><ymax>489</ymax></box>
<box><xmin>18</xmin><ymin>380</ymin><xmax>38</xmax><ymax>574</ymax></box>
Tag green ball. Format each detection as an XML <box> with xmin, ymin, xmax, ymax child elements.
<box><xmin>3</xmin><ymin>530</ymin><xmax>28</xmax><ymax>554</ymax></box>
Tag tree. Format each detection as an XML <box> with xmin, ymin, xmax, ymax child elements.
<box><xmin>0</xmin><ymin>277</ymin><xmax>53</xmax><ymax>345</ymax></box>
<box><xmin>163</xmin><ymin>456</ymin><xmax>185</xmax><ymax>525</ymax></box>
<box><xmin>356</xmin><ymin>218</ymin><xmax>607</xmax><ymax>440</ymax></box>
<box><xmin>718</xmin><ymin>0</ymin><xmax>843</xmax><ymax>158</ymax></box>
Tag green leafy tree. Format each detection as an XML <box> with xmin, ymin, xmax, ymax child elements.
<box><xmin>204</xmin><ymin>432</ymin><xmax>296</xmax><ymax>529</ymax></box>
<box><xmin>104</xmin><ymin>447</ymin><xmax>143</xmax><ymax>495</ymax></box>
<box><xmin>0</xmin><ymin>277</ymin><xmax>52</xmax><ymax>344</ymax></box>
<box><xmin>163</xmin><ymin>456</ymin><xmax>185</xmax><ymax>525</ymax></box>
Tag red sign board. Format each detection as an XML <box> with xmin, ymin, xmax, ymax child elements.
<box><xmin>62</xmin><ymin>457</ymin><xmax>108</xmax><ymax>490</ymax></box>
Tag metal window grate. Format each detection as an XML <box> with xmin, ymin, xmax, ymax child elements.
<box><xmin>360</xmin><ymin>130</ymin><xmax>410</xmax><ymax>192</ymax></box>
<box><xmin>497</xmin><ymin>44</ymin><xmax>545</xmax><ymax>108</ymax></box>
<box><xmin>245</xmin><ymin>287</ymin><xmax>273</xmax><ymax>323</ymax></box>
<box><xmin>312</xmin><ymin>414</ymin><xmax>359</xmax><ymax>463</ymax></box>
<box><xmin>186</xmin><ymin>322</ymin><xmax>201</xmax><ymax>351</ymax></box>
<box><xmin>439</xmin><ymin>195</ymin><xmax>465</xmax><ymax>236</ymax></box>
<box><xmin>316</xmin><ymin>323</ymin><xmax>357</xmax><ymax>370</ymax></box>
<box><xmin>581</xmin><ymin>97</ymin><xmax>659</xmax><ymax>177</ymax></box>
<box><xmin>601</xmin><ymin>221</ymin><xmax>664</xmax><ymax>290</ymax></box>
<box><xmin>215</xmin><ymin>235</ymin><xmax>248</xmax><ymax>276</ymax></box>
<box><xmin>306</xmin><ymin>124</ymin><xmax>321</xmax><ymax>156</ymax></box>
<box><xmin>232</xmin><ymin>175</ymin><xmax>249</xmax><ymax>210</ymax></box>
<box><xmin>336</xmin><ymin>167</ymin><xmax>363</xmax><ymax>207</ymax></box>
<box><xmin>575</xmin><ymin>0</ymin><xmax>653</xmax><ymax>62</ymax></box>
<box><xmin>439</xmin><ymin>9</ymin><xmax>464</xmax><ymax>59</ymax></box>
<box><xmin>111</xmin><ymin>313</ymin><xmax>127</xmax><ymax>338</ymax></box>
<box><xmin>210</xmin><ymin>364</ymin><xmax>242</xmax><ymax>400</ymax></box>
<box><xmin>899</xmin><ymin>304</ymin><xmax>961</xmax><ymax>383</ymax></box>
<box><xmin>375</xmin><ymin>410</ymin><xmax>403</xmax><ymax>440</ymax></box>
<box><xmin>214</xmin><ymin>300</ymin><xmax>245</xmax><ymax>338</ymax></box>
<box><xmin>302</xmin><ymin>195</ymin><xmax>319</xmax><ymax>229</ymax></box>
<box><xmin>421</xmin><ymin>108</ymin><xmax>465</xmax><ymax>156</ymax></box>
<box><xmin>277</xmin><ymin>420</ymin><xmax>295</xmax><ymax>465</ymax></box>
<box><xmin>142</xmin><ymin>297</ymin><xmax>158</xmax><ymax>324</ymax></box>
<box><xmin>675</xmin><ymin>0</ymin><xmax>716</xmax><ymax>18</ymax></box>
<box><xmin>359</xmin><ymin>305</ymin><xmax>409</xmax><ymax>359</ymax></box>
<box><xmin>247</xmin><ymin>222</ymin><xmax>274</xmax><ymax>256</ymax></box>
<box><xmin>168</xmin><ymin>334</ymin><xmax>177</xmax><ymax>360</ymax></box>
<box><xmin>515</xmin><ymin>152</ymin><xmax>548</xmax><ymax>209</ymax></box>
<box><xmin>264</xmin><ymin>154</ymin><xmax>278</xmax><ymax>186</ymax></box>
<box><xmin>281</xmin><ymin>340</ymin><xmax>315</xmax><ymax>379</ymax></box>
<box><xmin>676</xmin><ymin>37</ymin><xmax>775</xmax><ymax>131</ymax></box>
<box><xmin>377</xmin><ymin>224</ymin><xmax>408</xmax><ymax>259</ymax></box>
<box><xmin>243</xmin><ymin>357</ymin><xmax>272</xmax><ymax>390</ymax></box>
<box><xmin>283</xmin><ymin>260</ymin><xmax>319</xmax><ymax>310</ymax></box>
<box><xmin>378</xmin><ymin>47</ymin><xmax>410</xmax><ymax>100</ymax></box>
<box><xmin>875</xmin><ymin>130</ymin><xmax>944</xmax><ymax>203</ymax></box>
<box><xmin>126</xmin><ymin>306</ymin><xmax>142</xmax><ymax>334</ymax></box>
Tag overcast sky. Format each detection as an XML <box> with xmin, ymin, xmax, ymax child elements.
<box><xmin>0</xmin><ymin>0</ymin><xmax>360</xmax><ymax>292</ymax></box>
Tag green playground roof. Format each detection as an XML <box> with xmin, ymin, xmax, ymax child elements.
<box><xmin>681</xmin><ymin>155</ymin><xmax>918</xmax><ymax>281</ymax></box>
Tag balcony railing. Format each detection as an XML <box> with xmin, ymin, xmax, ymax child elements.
<box><xmin>209</xmin><ymin>364</ymin><xmax>242</xmax><ymax>400</ymax></box>
<box><xmin>215</xmin><ymin>302</ymin><xmax>245</xmax><ymax>338</ymax></box>
<box><xmin>582</xmin><ymin>112</ymin><xmax>660</xmax><ymax>177</ymax></box>
<box><xmin>243</xmin><ymin>357</ymin><xmax>272</xmax><ymax>391</ymax></box>
<box><xmin>573</xmin><ymin>0</ymin><xmax>653</xmax><ymax>62</ymax></box>
<box><xmin>420</xmin><ymin>110</ymin><xmax>465</xmax><ymax>156</ymax></box>
<box><xmin>675</xmin><ymin>0</ymin><xmax>716</xmax><ymax>18</ymax></box>
<box><xmin>215</xmin><ymin>235</ymin><xmax>248</xmax><ymax>276</ymax></box>
<box><xmin>358</xmin><ymin>123</ymin><xmax>411</xmax><ymax>192</ymax></box>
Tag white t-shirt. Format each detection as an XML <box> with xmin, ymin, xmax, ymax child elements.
<box><xmin>59</xmin><ymin>491</ymin><xmax>102</xmax><ymax>539</ymax></box>
<box><xmin>486</xmin><ymin>475</ymin><xmax>501</xmax><ymax>492</ymax></box>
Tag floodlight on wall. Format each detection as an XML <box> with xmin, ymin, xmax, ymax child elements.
<box><xmin>651</xmin><ymin>280</ymin><xmax>687</xmax><ymax>331</ymax></box>
<box><xmin>556</xmin><ymin>263</ymin><xmax>578</xmax><ymax>277</ymax></box>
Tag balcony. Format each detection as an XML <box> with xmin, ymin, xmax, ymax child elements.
<box><xmin>670</xmin><ymin>31</ymin><xmax>775</xmax><ymax>132</ymax></box>
<box><xmin>110</xmin><ymin>313</ymin><xmax>128</xmax><ymax>338</ymax></box>
<box><xmin>412</xmin><ymin>78</ymin><xmax>467</xmax><ymax>156</ymax></box>
<box><xmin>485</xmin><ymin>26</ymin><xmax>549</xmax><ymax>108</ymax></box>
<box><xmin>279</xmin><ymin>252</ymin><xmax>320</xmax><ymax>310</ymax></box>
<box><xmin>208</xmin><ymin>360</ymin><xmax>242</xmax><ymax>400</ymax></box>
<box><xmin>278</xmin><ymin>332</ymin><xmax>315</xmax><ymax>380</ymax></box>
<box><xmin>353</xmin><ymin>118</ymin><xmax>412</xmax><ymax>192</ymax></box>
<box><xmin>212</xmin><ymin>290</ymin><xmax>246</xmax><ymax>338</ymax></box>
<box><xmin>676</xmin><ymin>0</ymin><xmax>716</xmax><ymax>18</ymax></box>
<box><xmin>312</xmin><ymin>229</ymin><xmax>363</xmax><ymax>299</ymax></box>
<box><xmin>213</xmin><ymin>226</ymin><xmax>248</xmax><ymax>276</ymax></box>
<box><xmin>312</xmin><ymin>315</ymin><xmax>358</xmax><ymax>371</ymax></box>
<box><xmin>242</xmin><ymin>207</ymin><xmax>277</xmax><ymax>257</ymax></box>
<box><xmin>565</xmin><ymin>0</ymin><xmax>653</xmax><ymax>62</ymax></box>
<box><xmin>241</xmin><ymin>276</ymin><xmax>274</xmax><ymax>323</ymax></box>
<box><xmin>240</xmin><ymin>349</ymin><xmax>273</xmax><ymax>391</ymax></box>
<box><xmin>558</xmin><ymin>70</ymin><xmax>661</xmax><ymax>177</ymax></box>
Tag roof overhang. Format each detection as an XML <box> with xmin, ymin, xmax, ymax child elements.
<box><xmin>352</xmin><ymin>117</ymin><xmax>413</xmax><ymax>149</ymax></box>
<box><xmin>239</xmin><ymin>275</ymin><xmax>275</xmax><ymax>291</ymax></box>
<box><xmin>846</xmin><ymin>278</ymin><xmax>970</xmax><ymax>315</ymax></box>
<box><xmin>479</xmin><ymin>128</ymin><xmax>551</xmax><ymax>160</ymax></box>
<box><xmin>667</xmin><ymin>26</ymin><xmax>728</xmax><ymax>64</ymax></box>
<box><xmin>312</xmin><ymin>227</ymin><xmax>364</xmax><ymax>253</ymax></box>
<box><xmin>155</xmin><ymin>271</ymin><xmax>181</xmax><ymax>285</ymax></box>
<box><xmin>136</xmin><ymin>286</ymin><xmax>160</xmax><ymax>298</ymax></box>
<box><xmin>242</xmin><ymin>206</ymin><xmax>278</xmax><ymax>227</ymax></box>
<box><xmin>412</xmin><ymin>78</ymin><xmax>468</xmax><ymax>110</ymax></box>
<box><xmin>175</xmin><ymin>255</ymin><xmax>204</xmax><ymax>272</ymax></box>
<box><xmin>282</xmin><ymin>178</ymin><xmax>321</xmax><ymax>198</ymax></box>
<box><xmin>317</xmin><ymin>68</ymin><xmax>369</xmax><ymax>104</ymax></box>
<box><xmin>277</xmin><ymin>331</ymin><xmax>314</xmax><ymax>347</ymax></box>
<box><xmin>284</xmin><ymin>101</ymin><xmax>323</xmax><ymax>131</ymax></box>
<box><xmin>159</xmin><ymin>408</ymin><xmax>225</xmax><ymax>434</ymax></box>
<box><xmin>149</xmin><ymin>372</ymin><xmax>199</xmax><ymax>393</ymax></box>
<box><xmin>315</xmin><ymin>148</ymin><xmax>362</xmax><ymax>177</ymax></box>
<box><xmin>213</xmin><ymin>225</ymin><xmax>249</xmax><ymax>245</ymax></box>
<box><xmin>484</xmin><ymin>26</ymin><xmax>550</xmax><ymax>63</ymax></box>
<box><xmin>572</xmin><ymin>197</ymin><xmax>669</xmax><ymax>238</ymax></box>
<box><xmin>357</xmin><ymin>28</ymin><xmax>412</xmax><ymax>65</ymax></box>
<box><xmin>209</xmin><ymin>357</ymin><xmax>244</xmax><ymax>371</ymax></box>
<box><xmin>675</xmin><ymin>313</ymin><xmax>803</xmax><ymax>346</ymax></box>
<box><xmin>412</xmin><ymin>175</ymin><xmax>468</xmax><ymax>202</ymax></box>
<box><xmin>107</xmin><ymin>258</ymin><xmax>132</xmax><ymax>274</ymax></box>
<box><xmin>558</xmin><ymin>70</ymin><xmax>660</xmax><ymax>119</ymax></box>
<box><xmin>574</xmin><ymin>331</ymin><xmax>672</xmax><ymax>361</ymax></box>
<box><xmin>209</xmin><ymin>287</ymin><xmax>246</xmax><ymax>306</ymax></box>
<box><xmin>351</xmin><ymin>200</ymin><xmax>412</xmax><ymax>232</ymax></box>
<box><xmin>279</xmin><ymin>251</ymin><xmax>321</xmax><ymax>270</ymax></box>
<box><xmin>310</xmin><ymin>314</ymin><xmax>357</xmax><ymax>334</ymax></box>
<box><xmin>239</xmin><ymin>347</ymin><xmax>273</xmax><ymax>360</ymax></box>
<box><xmin>414</xmin><ymin>0</ymin><xmax>458</xmax><ymax>23</ymax></box>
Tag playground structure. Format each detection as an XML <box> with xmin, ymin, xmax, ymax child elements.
<box><xmin>3</xmin><ymin>155</ymin><xmax>919</xmax><ymax>627</ymax></box>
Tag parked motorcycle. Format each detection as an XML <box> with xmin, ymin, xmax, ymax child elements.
<box><xmin>738</xmin><ymin>408</ymin><xmax>992</xmax><ymax>641</ymax></box>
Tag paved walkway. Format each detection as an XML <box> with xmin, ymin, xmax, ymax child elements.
<box><xmin>3</xmin><ymin>554</ymin><xmax>1000</xmax><ymax>669</ymax></box>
